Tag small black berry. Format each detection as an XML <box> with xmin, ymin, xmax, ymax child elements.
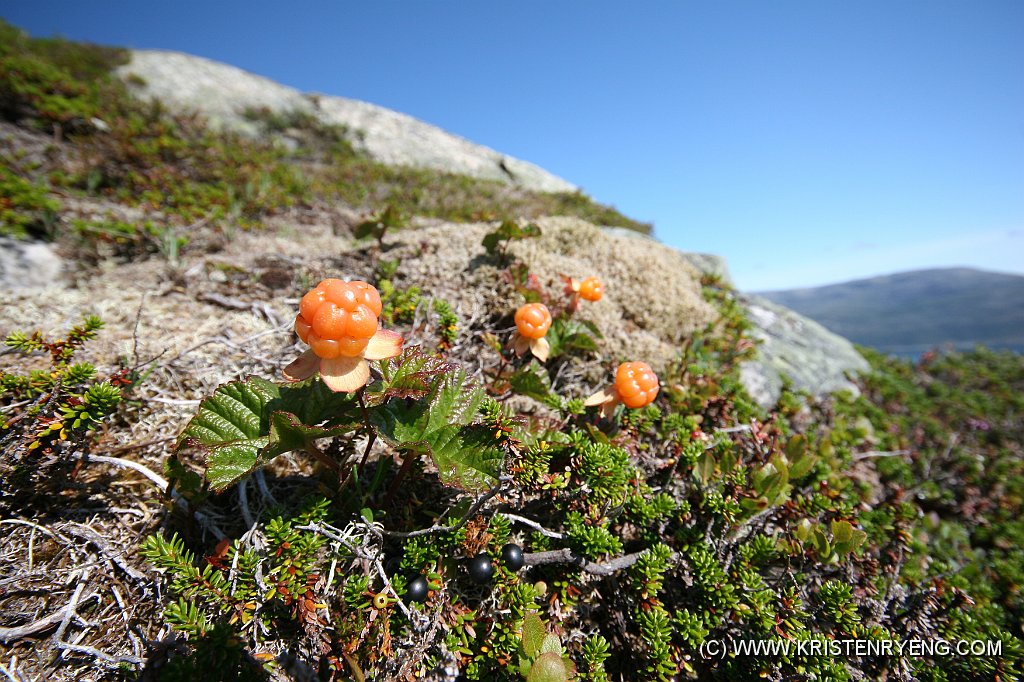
<box><xmin>468</xmin><ymin>552</ymin><xmax>494</xmax><ymax>583</ymax></box>
<box><xmin>406</xmin><ymin>575</ymin><xmax>429</xmax><ymax>603</ymax></box>
<box><xmin>501</xmin><ymin>543</ymin><xmax>525</xmax><ymax>571</ymax></box>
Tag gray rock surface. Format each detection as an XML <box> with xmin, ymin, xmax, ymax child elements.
<box><xmin>739</xmin><ymin>293</ymin><xmax>869</xmax><ymax>407</ymax></box>
<box><xmin>587</xmin><ymin>228</ymin><xmax>863</xmax><ymax>405</ymax></box>
<box><xmin>0</xmin><ymin>237</ymin><xmax>62</xmax><ymax>290</ymax></box>
<box><xmin>115</xmin><ymin>50</ymin><xmax>577</xmax><ymax>194</ymax></box>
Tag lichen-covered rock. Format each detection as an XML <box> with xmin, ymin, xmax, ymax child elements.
<box><xmin>385</xmin><ymin>216</ymin><xmax>718</xmax><ymax>377</ymax></box>
<box><xmin>116</xmin><ymin>50</ymin><xmax>576</xmax><ymax>194</ymax></box>
<box><xmin>0</xmin><ymin>236</ymin><xmax>63</xmax><ymax>290</ymax></box>
<box><xmin>739</xmin><ymin>293</ymin><xmax>869</xmax><ymax>407</ymax></box>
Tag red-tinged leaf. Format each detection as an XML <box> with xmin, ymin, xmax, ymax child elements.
<box><xmin>365</xmin><ymin>346</ymin><xmax>454</xmax><ymax>405</ymax></box>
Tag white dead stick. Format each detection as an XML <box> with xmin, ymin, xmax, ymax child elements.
<box><xmin>89</xmin><ymin>454</ymin><xmax>226</xmax><ymax>540</ymax></box>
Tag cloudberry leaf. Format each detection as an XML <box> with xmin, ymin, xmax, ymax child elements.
<box><xmin>509</xmin><ymin>361</ymin><xmax>552</xmax><ymax>402</ymax></box>
<box><xmin>369</xmin><ymin>367</ymin><xmax>500</xmax><ymax>491</ymax></box>
<box><xmin>366</xmin><ymin>346</ymin><xmax>454</xmax><ymax>405</ymax></box>
<box><xmin>177</xmin><ymin>376</ymin><xmax>360</xmax><ymax>491</ymax></box>
<box><xmin>545</xmin><ymin>317</ymin><xmax>601</xmax><ymax>359</ymax></box>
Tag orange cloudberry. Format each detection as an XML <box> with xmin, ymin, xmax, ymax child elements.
<box><xmin>585</xmin><ymin>361</ymin><xmax>660</xmax><ymax>418</ymax></box>
<box><xmin>578</xmin><ymin>276</ymin><xmax>603</xmax><ymax>302</ymax></box>
<box><xmin>285</xmin><ymin>279</ymin><xmax>402</xmax><ymax>392</ymax></box>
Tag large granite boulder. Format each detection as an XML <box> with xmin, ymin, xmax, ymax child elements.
<box><xmin>115</xmin><ymin>50</ymin><xmax>576</xmax><ymax>194</ymax></box>
<box><xmin>739</xmin><ymin>293</ymin><xmax>869</xmax><ymax>407</ymax></box>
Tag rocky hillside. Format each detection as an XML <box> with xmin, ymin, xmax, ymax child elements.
<box><xmin>759</xmin><ymin>267</ymin><xmax>1024</xmax><ymax>356</ymax></box>
<box><xmin>2</xmin><ymin>45</ymin><xmax>867</xmax><ymax>408</ymax></box>
<box><xmin>117</xmin><ymin>50</ymin><xmax>577</xmax><ymax>194</ymax></box>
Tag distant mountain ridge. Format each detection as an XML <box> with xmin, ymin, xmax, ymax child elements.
<box><xmin>757</xmin><ymin>267</ymin><xmax>1024</xmax><ymax>355</ymax></box>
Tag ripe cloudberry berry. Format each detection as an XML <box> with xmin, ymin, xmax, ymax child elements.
<box><xmin>584</xmin><ymin>360</ymin><xmax>660</xmax><ymax>417</ymax></box>
<box><xmin>578</xmin><ymin>276</ymin><xmax>603</xmax><ymax>302</ymax></box>
<box><xmin>284</xmin><ymin>278</ymin><xmax>403</xmax><ymax>392</ymax></box>
<box><xmin>615</xmin><ymin>361</ymin><xmax>660</xmax><ymax>408</ymax></box>
<box><xmin>509</xmin><ymin>303</ymin><xmax>552</xmax><ymax>361</ymax></box>
<box><xmin>295</xmin><ymin>279</ymin><xmax>381</xmax><ymax>359</ymax></box>
<box><xmin>514</xmin><ymin>303</ymin><xmax>552</xmax><ymax>339</ymax></box>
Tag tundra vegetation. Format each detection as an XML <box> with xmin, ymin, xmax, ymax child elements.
<box><xmin>1</xmin><ymin>21</ymin><xmax>1022</xmax><ymax>681</ymax></box>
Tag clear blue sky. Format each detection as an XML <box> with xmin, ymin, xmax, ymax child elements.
<box><xmin>4</xmin><ymin>1</ymin><xmax>1022</xmax><ymax>291</ymax></box>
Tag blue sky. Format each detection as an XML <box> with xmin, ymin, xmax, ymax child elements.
<box><xmin>4</xmin><ymin>1</ymin><xmax>1022</xmax><ymax>291</ymax></box>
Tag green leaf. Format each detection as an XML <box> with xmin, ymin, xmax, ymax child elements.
<box><xmin>521</xmin><ymin>613</ymin><xmax>547</xmax><ymax>657</ymax></box>
<box><xmin>527</xmin><ymin>652</ymin><xmax>570</xmax><ymax>682</ymax></box>
<box><xmin>831</xmin><ymin>520</ymin><xmax>854</xmax><ymax>544</ymax></box>
<box><xmin>430</xmin><ymin>424</ymin><xmax>505</xmax><ymax>493</ymax></box>
<box><xmin>369</xmin><ymin>368</ymin><xmax>501</xmax><ymax>492</ymax></box>
<box><xmin>795</xmin><ymin>518</ymin><xmax>813</xmax><ymax>543</ymax></box>
<box><xmin>545</xmin><ymin>317</ymin><xmax>601</xmax><ymax>359</ymax></box>
<box><xmin>810</xmin><ymin>526</ymin><xmax>831</xmax><ymax>557</ymax></box>
<box><xmin>177</xmin><ymin>376</ymin><xmax>360</xmax><ymax>492</ymax></box>
<box><xmin>481</xmin><ymin>220</ymin><xmax>541</xmax><ymax>255</ymax></box>
<box><xmin>540</xmin><ymin>634</ymin><xmax>564</xmax><ymax>656</ymax></box>
<box><xmin>509</xmin><ymin>361</ymin><xmax>552</xmax><ymax>401</ymax></box>
<box><xmin>694</xmin><ymin>451</ymin><xmax>716</xmax><ymax>484</ymax></box>
<box><xmin>834</xmin><ymin>529</ymin><xmax>867</xmax><ymax>556</ymax></box>
<box><xmin>366</xmin><ymin>346</ymin><xmax>453</xmax><ymax>405</ymax></box>
<box><xmin>784</xmin><ymin>434</ymin><xmax>807</xmax><ymax>461</ymax></box>
<box><xmin>204</xmin><ymin>437</ymin><xmax>271</xmax><ymax>491</ymax></box>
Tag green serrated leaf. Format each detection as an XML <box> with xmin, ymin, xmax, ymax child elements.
<box><xmin>545</xmin><ymin>317</ymin><xmax>601</xmax><ymax>359</ymax></box>
<box><xmin>429</xmin><ymin>424</ymin><xmax>504</xmax><ymax>492</ymax></box>
<box><xmin>205</xmin><ymin>437</ymin><xmax>271</xmax><ymax>491</ymax></box>
<box><xmin>370</xmin><ymin>368</ymin><xmax>500</xmax><ymax>492</ymax></box>
<box><xmin>177</xmin><ymin>376</ymin><xmax>361</xmax><ymax>492</ymax></box>
<box><xmin>178</xmin><ymin>376</ymin><xmax>278</xmax><ymax>447</ymax></box>
<box><xmin>265</xmin><ymin>411</ymin><xmax>354</xmax><ymax>459</ymax></box>
<box><xmin>366</xmin><ymin>347</ymin><xmax>453</xmax><ymax>405</ymax></box>
<box><xmin>509</xmin><ymin>361</ymin><xmax>552</xmax><ymax>401</ymax></box>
